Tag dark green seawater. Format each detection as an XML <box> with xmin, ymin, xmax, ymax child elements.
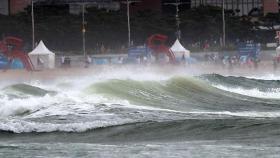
<box><xmin>1</xmin><ymin>72</ymin><xmax>280</xmax><ymax>157</ymax></box>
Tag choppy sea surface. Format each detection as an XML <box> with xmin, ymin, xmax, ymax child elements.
<box><xmin>1</xmin><ymin>67</ymin><xmax>280</xmax><ymax>158</ymax></box>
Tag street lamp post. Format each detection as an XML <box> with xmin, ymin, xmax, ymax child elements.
<box><xmin>164</xmin><ymin>0</ymin><xmax>187</xmax><ymax>41</ymax></box>
<box><xmin>31</xmin><ymin>0</ymin><xmax>35</xmax><ymax>49</ymax></box>
<box><xmin>82</xmin><ymin>4</ymin><xmax>86</xmax><ymax>61</ymax></box>
<box><xmin>222</xmin><ymin>0</ymin><xmax>226</xmax><ymax>47</ymax></box>
<box><xmin>122</xmin><ymin>0</ymin><xmax>141</xmax><ymax>48</ymax></box>
<box><xmin>126</xmin><ymin>0</ymin><xmax>130</xmax><ymax>47</ymax></box>
<box><xmin>175</xmin><ymin>0</ymin><xmax>181</xmax><ymax>40</ymax></box>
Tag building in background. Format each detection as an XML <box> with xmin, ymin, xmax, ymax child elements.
<box><xmin>69</xmin><ymin>1</ymin><xmax>119</xmax><ymax>14</ymax></box>
<box><xmin>0</xmin><ymin>0</ymin><xmax>9</xmax><ymax>15</ymax></box>
<box><xmin>129</xmin><ymin>0</ymin><xmax>161</xmax><ymax>12</ymax></box>
<box><xmin>191</xmin><ymin>0</ymin><xmax>263</xmax><ymax>16</ymax></box>
<box><xmin>118</xmin><ymin>0</ymin><xmax>279</xmax><ymax>16</ymax></box>
<box><xmin>9</xmin><ymin>0</ymin><xmax>31</xmax><ymax>15</ymax></box>
<box><xmin>190</xmin><ymin>0</ymin><xmax>279</xmax><ymax>16</ymax></box>
<box><xmin>33</xmin><ymin>0</ymin><xmax>117</xmax><ymax>14</ymax></box>
<box><xmin>0</xmin><ymin>0</ymin><xmax>117</xmax><ymax>15</ymax></box>
<box><xmin>117</xmin><ymin>0</ymin><xmax>161</xmax><ymax>14</ymax></box>
<box><xmin>263</xmin><ymin>0</ymin><xmax>279</xmax><ymax>15</ymax></box>
<box><xmin>161</xmin><ymin>0</ymin><xmax>190</xmax><ymax>14</ymax></box>
<box><xmin>0</xmin><ymin>0</ymin><xmax>31</xmax><ymax>15</ymax></box>
<box><xmin>0</xmin><ymin>0</ymin><xmax>279</xmax><ymax>16</ymax></box>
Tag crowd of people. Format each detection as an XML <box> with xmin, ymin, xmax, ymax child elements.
<box><xmin>204</xmin><ymin>53</ymin><xmax>260</xmax><ymax>69</ymax></box>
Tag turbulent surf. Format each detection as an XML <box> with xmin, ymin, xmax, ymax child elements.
<box><xmin>1</xmin><ymin>70</ymin><xmax>280</xmax><ymax>157</ymax></box>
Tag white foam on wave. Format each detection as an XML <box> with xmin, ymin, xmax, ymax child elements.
<box><xmin>2</xmin><ymin>110</ymin><xmax>280</xmax><ymax>133</ymax></box>
<box><xmin>213</xmin><ymin>84</ymin><xmax>280</xmax><ymax>99</ymax></box>
<box><xmin>191</xmin><ymin>111</ymin><xmax>280</xmax><ymax>118</ymax></box>
<box><xmin>244</xmin><ymin>74</ymin><xmax>280</xmax><ymax>80</ymax></box>
<box><xmin>0</xmin><ymin>88</ymin><xmax>114</xmax><ymax>118</ymax></box>
<box><xmin>0</xmin><ymin>93</ymin><xmax>68</xmax><ymax>117</ymax></box>
<box><xmin>24</xmin><ymin>66</ymin><xmax>189</xmax><ymax>96</ymax></box>
<box><xmin>83</xmin><ymin>65</ymin><xmax>191</xmax><ymax>82</ymax></box>
<box><xmin>0</xmin><ymin>117</ymin><xmax>135</xmax><ymax>133</ymax></box>
<box><xmin>0</xmin><ymin>76</ymin><xmax>115</xmax><ymax>118</ymax></box>
<box><xmin>3</xmin><ymin>68</ymin><xmax>280</xmax><ymax>133</ymax></box>
<box><xmin>0</xmin><ymin>88</ymin><xmax>141</xmax><ymax>133</ymax></box>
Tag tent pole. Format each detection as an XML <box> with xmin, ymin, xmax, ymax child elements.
<box><xmin>82</xmin><ymin>4</ymin><xmax>86</xmax><ymax>64</ymax></box>
<box><xmin>222</xmin><ymin>0</ymin><xmax>226</xmax><ymax>47</ymax></box>
<box><xmin>127</xmin><ymin>0</ymin><xmax>131</xmax><ymax>47</ymax></box>
<box><xmin>31</xmin><ymin>0</ymin><xmax>35</xmax><ymax>49</ymax></box>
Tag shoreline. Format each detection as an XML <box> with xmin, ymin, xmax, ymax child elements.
<box><xmin>0</xmin><ymin>62</ymin><xmax>279</xmax><ymax>82</ymax></box>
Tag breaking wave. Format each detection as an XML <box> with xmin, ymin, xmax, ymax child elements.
<box><xmin>0</xmin><ymin>73</ymin><xmax>280</xmax><ymax>143</ymax></box>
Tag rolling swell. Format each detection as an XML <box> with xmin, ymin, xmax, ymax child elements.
<box><xmin>2</xmin><ymin>84</ymin><xmax>57</xmax><ymax>98</ymax></box>
<box><xmin>87</xmin><ymin>77</ymin><xmax>280</xmax><ymax>112</ymax></box>
<box><xmin>200</xmin><ymin>74</ymin><xmax>280</xmax><ymax>91</ymax></box>
<box><xmin>1</xmin><ymin>118</ymin><xmax>280</xmax><ymax>143</ymax></box>
<box><xmin>1</xmin><ymin>75</ymin><xmax>280</xmax><ymax>144</ymax></box>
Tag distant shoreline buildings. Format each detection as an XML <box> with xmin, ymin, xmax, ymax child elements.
<box><xmin>0</xmin><ymin>0</ymin><xmax>279</xmax><ymax>16</ymax></box>
<box><xmin>190</xmin><ymin>0</ymin><xmax>279</xmax><ymax>15</ymax></box>
<box><xmin>0</xmin><ymin>0</ymin><xmax>33</xmax><ymax>15</ymax></box>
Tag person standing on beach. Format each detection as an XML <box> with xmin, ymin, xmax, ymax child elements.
<box><xmin>61</xmin><ymin>55</ymin><xmax>65</xmax><ymax>67</ymax></box>
<box><xmin>181</xmin><ymin>54</ymin><xmax>186</xmax><ymax>66</ymax></box>
<box><xmin>85</xmin><ymin>55</ymin><xmax>92</xmax><ymax>68</ymax></box>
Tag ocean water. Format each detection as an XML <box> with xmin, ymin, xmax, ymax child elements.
<box><xmin>1</xmin><ymin>67</ymin><xmax>280</xmax><ymax>157</ymax></box>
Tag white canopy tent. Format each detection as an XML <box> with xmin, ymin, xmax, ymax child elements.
<box><xmin>28</xmin><ymin>41</ymin><xmax>55</xmax><ymax>70</ymax></box>
<box><xmin>170</xmin><ymin>39</ymin><xmax>190</xmax><ymax>60</ymax></box>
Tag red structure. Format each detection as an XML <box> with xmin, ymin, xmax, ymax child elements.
<box><xmin>263</xmin><ymin>0</ymin><xmax>279</xmax><ymax>15</ymax></box>
<box><xmin>0</xmin><ymin>37</ymin><xmax>33</xmax><ymax>71</ymax></box>
<box><xmin>9</xmin><ymin>0</ymin><xmax>31</xmax><ymax>15</ymax></box>
<box><xmin>147</xmin><ymin>34</ymin><xmax>175</xmax><ymax>63</ymax></box>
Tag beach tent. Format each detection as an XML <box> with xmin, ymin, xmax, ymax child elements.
<box><xmin>28</xmin><ymin>41</ymin><xmax>55</xmax><ymax>70</ymax></box>
<box><xmin>170</xmin><ymin>39</ymin><xmax>190</xmax><ymax>61</ymax></box>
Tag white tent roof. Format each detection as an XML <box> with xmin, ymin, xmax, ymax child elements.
<box><xmin>29</xmin><ymin>40</ymin><xmax>54</xmax><ymax>55</ymax></box>
<box><xmin>170</xmin><ymin>39</ymin><xmax>190</xmax><ymax>53</ymax></box>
